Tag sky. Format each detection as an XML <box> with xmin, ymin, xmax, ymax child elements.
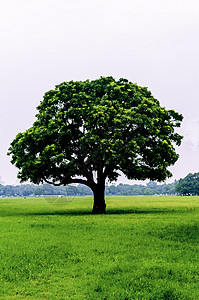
<box><xmin>1</xmin><ymin>0</ymin><xmax>199</xmax><ymax>185</ymax></box>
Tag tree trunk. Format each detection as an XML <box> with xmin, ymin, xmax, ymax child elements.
<box><xmin>92</xmin><ymin>182</ymin><xmax>106</xmax><ymax>214</ymax></box>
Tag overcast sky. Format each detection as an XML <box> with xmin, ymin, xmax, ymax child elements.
<box><xmin>1</xmin><ymin>0</ymin><xmax>199</xmax><ymax>185</ymax></box>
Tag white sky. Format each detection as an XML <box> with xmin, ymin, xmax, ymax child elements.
<box><xmin>1</xmin><ymin>0</ymin><xmax>199</xmax><ymax>185</ymax></box>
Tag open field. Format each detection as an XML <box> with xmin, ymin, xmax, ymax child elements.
<box><xmin>0</xmin><ymin>195</ymin><xmax>199</xmax><ymax>299</ymax></box>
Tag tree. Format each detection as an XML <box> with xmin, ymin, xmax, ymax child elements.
<box><xmin>8</xmin><ymin>77</ymin><xmax>183</xmax><ymax>213</ymax></box>
<box><xmin>175</xmin><ymin>172</ymin><xmax>199</xmax><ymax>195</ymax></box>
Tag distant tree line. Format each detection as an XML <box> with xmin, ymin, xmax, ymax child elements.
<box><xmin>0</xmin><ymin>181</ymin><xmax>178</xmax><ymax>197</ymax></box>
<box><xmin>1</xmin><ymin>172</ymin><xmax>199</xmax><ymax>197</ymax></box>
<box><xmin>175</xmin><ymin>172</ymin><xmax>199</xmax><ymax>195</ymax></box>
<box><xmin>106</xmin><ymin>181</ymin><xmax>178</xmax><ymax>196</ymax></box>
<box><xmin>0</xmin><ymin>183</ymin><xmax>92</xmax><ymax>197</ymax></box>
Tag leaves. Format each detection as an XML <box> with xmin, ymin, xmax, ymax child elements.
<box><xmin>8</xmin><ymin>76</ymin><xmax>183</xmax><ymax>186</ymax></box>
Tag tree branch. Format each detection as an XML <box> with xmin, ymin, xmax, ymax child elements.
<box><xmin>104</xmin><ymin>164</ymin><xmax>113</xmax><ymax>178</ymax></box>
<box><xmin>44</xmin><ymin>176</ymin><xmax>95</xmax><ymax>189</ymax></box>
<box><xmin>76</xmin><ymin>156</ymin><xmax>94</xmax><ymax>183</ymax></box>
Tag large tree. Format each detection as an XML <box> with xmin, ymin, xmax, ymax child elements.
<box><xmin>8</xmin><ymin>77</ymin><xmax>183</xmax><ymax>213</ymax></box>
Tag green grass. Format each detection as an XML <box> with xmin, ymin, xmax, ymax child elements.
<box><xmin>1</xmin><ymin>195</ymin><xmax>199</xmax><ymax>299</ymax></box>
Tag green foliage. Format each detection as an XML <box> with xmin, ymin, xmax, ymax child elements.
<box><xmin>176</xmin><ymin>172</ymin><xmax>199</xmax><ymax>195</ymax></box>
<box><xmin>8</xmin><ymin>76</ymin><xmax>183</xmax><ymax>188</ymax></box>
<box><xmin>1</xmin><ymin>196</ymin><xmax>199</xmax><ymax>299</ymax></box>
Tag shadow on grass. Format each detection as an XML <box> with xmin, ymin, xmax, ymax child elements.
<box><xmin>1</xmin><ymin>207</ymin><xmax>194</xmax><ymax>217</ymax></box>
<box><xmin>28</xmin><ymin>206</ymin><xmax>195</xmax><ymax>216</ymax></box>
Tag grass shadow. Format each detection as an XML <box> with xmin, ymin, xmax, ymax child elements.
<box><xmin>5</xmin><ymin>207</ymin><xmax>194</xmax><ymax>217</ymax></box>
<box><xmin>0</xmin><ymin>201</ymin><xmax>196</xmax><ymax>217</ymax></box>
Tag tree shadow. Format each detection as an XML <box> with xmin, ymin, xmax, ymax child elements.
<box><xmin>7</xmin><ymin>207</ymin><xmax>193</xmax><ymax>217</ymax></box>
<box><xmin>0</xmin><ymin>204</ymin><xmax>195</xmax><ymax>217</ymax></box>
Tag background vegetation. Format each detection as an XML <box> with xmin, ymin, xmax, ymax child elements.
<box><xmin>0</xmin><ymin>181</ymin><xmax>178</xmax><ymax>197</ymax></box>
<box><xmin>175</xmin><ymin>172</ymin><xmax>199</xmax><ymax>195</ymax></box>
<box><xmin>1</xmin><ymin>195</ymin><xmax>199</xmax><ymax>299</ymax></box>
<box><xmin>2</xmin><ymin>171</ymin><xmax>199</xmax><ymax>198</ymax></box>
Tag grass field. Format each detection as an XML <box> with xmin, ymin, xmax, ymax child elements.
<box><xmin>0</xmin><ymin>195</ymin><xmax>199</xmax><ymax>299</ymax></box>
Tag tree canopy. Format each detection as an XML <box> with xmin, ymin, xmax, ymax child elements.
<box><xmin>8</xmin><ymin>76</ymin><xmax>183</xmax><ymax>213</ymax></box>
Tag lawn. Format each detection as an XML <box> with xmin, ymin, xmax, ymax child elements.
<box><xmin>0</xmin><ymin>195</ymin><xmax>199</xmax><ymax>299</ymax></box>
